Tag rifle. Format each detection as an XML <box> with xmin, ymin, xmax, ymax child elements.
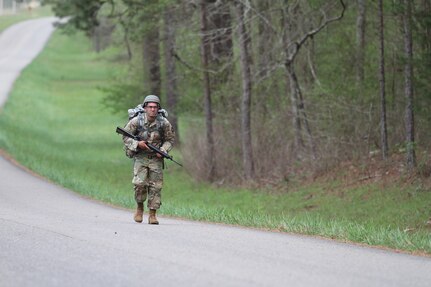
<box><xmin>116</xmin><ymin>126</ymin><xmax>183</xmax><ymax>167</ymax></box>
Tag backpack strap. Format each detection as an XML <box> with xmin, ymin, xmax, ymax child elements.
<box><xmin>135</xmin><ymin>112</ymin><xmax>151</xmax><ymax>140</ymax></box>
<box><xmin>156</xmin><ymin>115</ymin><xmax>165</xmax><ymax>143</ymax></box>
<box><xmin>137</xmin><ymin>112</ymin><xmax>144</xmax><ymax>133</ymax></box>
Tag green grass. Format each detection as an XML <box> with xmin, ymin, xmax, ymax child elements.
<box><xmin>0</xmin><ymin>5</ymin><xmax>53</xmax><ymax>32</ymax></box>
<box><xmin>0</xmin><ymin>30</ymin><xmax>430</xmax><ymax>255</ymax></box>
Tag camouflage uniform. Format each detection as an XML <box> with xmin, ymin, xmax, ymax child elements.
<box><xmin>123</xmin><ymin>112</ymin><xmax>175</xmax><ymax>210</ymax></box>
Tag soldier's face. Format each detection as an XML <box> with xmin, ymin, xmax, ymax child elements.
<box><xmin>145</xmin><ymin>103</ymin><xmax>159</xmax><ymax>118</ymax></box>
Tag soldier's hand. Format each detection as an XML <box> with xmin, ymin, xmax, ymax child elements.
<box><xmin>138</xmin><ymin>141</ymin><xmax>150</xmax><ymax>150</ymax></box>
<box><xmin>156</xmin><ymin>147</ymin><xmax>166</xmax><ymax>158</ymax></box>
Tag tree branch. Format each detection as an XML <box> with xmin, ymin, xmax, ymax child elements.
<box><xmin>173</xmin><ymin>52</ymin><xmax>215</xmax><ymax>75</ymax></box>
<box><xmin>286</xmin><ymin>0</ymin><xmax>346</xmax><ymax>62</ymax></box>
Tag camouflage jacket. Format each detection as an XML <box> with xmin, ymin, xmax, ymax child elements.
<box><xmin>123</xmin><ymin>112</ymin><xmax>175</xmax><ymax>157</ymax></box>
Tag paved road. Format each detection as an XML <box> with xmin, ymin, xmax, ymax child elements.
<box><xmin>1</xmin><ymin>18</ymin><xmax>431</xmax><ymax>287</ymax></box>
<box><xmin>0</xmin><ymin>17</ymin><xmax>56</xmax><ymax>107</ymax></box>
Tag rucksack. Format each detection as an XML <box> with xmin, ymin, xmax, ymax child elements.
<box><xmin>128</xmin><ymin>104</ymin><xmax>169</xmax><ymax>120</ymax></box>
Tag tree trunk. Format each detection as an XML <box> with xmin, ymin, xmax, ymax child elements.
<box><xmin>93</xmin><ymin>28</ymin><xmax>101</xmax><ymax>53</ymax></box>
<box><xmin>283</xmin><ymin>2</ymin><xmax>304</xmax><ymax>155</ymax></box>
<box><xmin>200</xmin><ymin>0</ymin><xmax>216</xmax><ymax>181</ymax></box>
<box><xmin>286</xmin><ymin>61</ymin><xmax>305</xmax><ymax>153</ymax></box>
<box><xmin>356</xmin><ymin>0</ymin><xmax>366</xmax><ymax>90</ymax></box>
<box><xmin>207</xmin><ymin>1</ymin><xmax>233</xmax><ymax>105</ymax></box>
<box><xmin>208</xmin><ymin>1</ymin><xmax>233</xmax><ymax>65</ymax></box>
<box><xmin>283</xmin><ymin>2</ymin><xmax>316</xmax><ymax>159</ymax></box>
<box><xmin>419</xmin><ymin>0</ymin><xmax>431</xmax><ymax>53</ymax></box>
<box><xmin>378</xmin><ymin>0</ymin><xmax>388</xmax><ymax>159</ymax></box>
<box><xmin>254</xmin><ymin>0</ymin><xmax>278</xmax><ymax>115</ymax></box>
<box><xmin>142</xmin><ymin>27</ymin><xmax>161</xmax><ymax>96</ymax></box>
<box><xmin>297</xmin><ymin>81</ymin><xmax>317</xmax><ymax>160</ymax></box>
<box><xmin>235</xmin><ymin>0</ymin><xmax>255</xmax><ymax>180</ymax></box>
<box><xmin>120</xmin><ymin>19</ymin><xmax>132</xmax><ymax>61</ymax></box>
<box><xmin>256</xmin><ymin>0</ymin><xmax>273</xmax><ymax>79</ymax></box>
<box><xmin>403</xmin><ymin>0</ymin><xmax>416</xmax><ymax>170</ymax></box>
<box><xmin>281</xmin><ymin>1</ymin><xmax>345</xmax><ymax>160</ymax></box>
<box><xmin>307</xmin><ymin>37</ymin><xmax>321</xmax><ymax>87</ymax></box>
<box><xmin>286</xmin><ymin>61</ymin><xmax>317</xmax><ymax>160</ymax></box>
<box><xmin>163</xmin><ymin>6</ymin><xmax>179</xmax><ymax>143</ymax></box>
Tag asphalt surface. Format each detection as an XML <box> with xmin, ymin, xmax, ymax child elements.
<box><xmin>0</xmin><ymin>17</ymin><xmax>56</xmax><ymax>107</ymax></box>
<box><xmin>1</xmin><ymin>17</ymin><xmax>431</xmax><ymax>287</ymax></box>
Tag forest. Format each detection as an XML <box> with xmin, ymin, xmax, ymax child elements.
<box><xmin>42</xmin><ymin>0</ymin><xmax>431</xmax><ymax>186</ymax></box>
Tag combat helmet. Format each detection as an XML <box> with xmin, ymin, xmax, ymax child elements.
<box><xmin>143</xmin><ymin>95</ymin><xmax>161</xmax><ymax>107</ymax></box>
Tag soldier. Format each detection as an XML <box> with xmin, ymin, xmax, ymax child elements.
<box><xmin>122</xmin><ymin>95</ymin><xmax>175</xmax><ymax>224</ymax></box>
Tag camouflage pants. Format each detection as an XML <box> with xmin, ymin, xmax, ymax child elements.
<box><xmin>132</xmin><ymin>156</ymin><xmax>163</xmax><ymax>210</ymax></box>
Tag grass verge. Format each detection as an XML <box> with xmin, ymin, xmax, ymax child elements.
<box><xmin>0</xmin><ymin>30</ymin><xmax>430</xmax><ymax>255</ymax></box>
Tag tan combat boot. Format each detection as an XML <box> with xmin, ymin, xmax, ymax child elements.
<box><xmin>148</xmin><ymin>209</ymin><xmax>159</xmax><ymax>225</ymax></box>
<box><xmin>134</xmin><ymin>203</ymin><xmax>144</xmax><ymax>223</ymax></box>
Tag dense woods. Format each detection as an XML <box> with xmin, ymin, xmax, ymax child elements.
<box><xmin>43</xmin><ymin>0</ymin><xmax>431</xmax><ymax>185</ymax></box>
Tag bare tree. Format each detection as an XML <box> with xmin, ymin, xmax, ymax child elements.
<box><xmin>207</xmin><ymin>1</ymin><xmax>233</xmax><ymax>65</ymax></box>
<box><xmin>163</xmin><ymin>5</ymin><xmax>179</xmax><ymax>143</ymax></box>
<box><xmin>234</xmin><ymin>0</ymin><xmax>255</xmax><ymax>179</ymax></box>
<box><xmin>403</xmin><ymin>0</ymin><xmax>416</xmax><ymax>170</ymax></box>
<box><xmin>282</xmin><ymin>0</ymin><xmax>346</xmax><ymax>159</ymax></box>
<box><xmin>142</xmin><ymin>27</ymin><xmax>161</xmax><ymax>96</ymax></box>
<box><xmin>419</xmin><ymin>0</ymin><xmax>431</xmax><ymax>53</ymax></box>
<box><xmin>254</xmin><ymin>0</ymin><xmax>280</xmax><ymax>115</ymax></box>
<box><xmin>256</xmin><ymin>0</ymin><xmax>274</xmax><ymax>80</ymax></box>
<box><xmin>118</xmin><ymin>17</ymin><xmax>132</xmax><ymax>60</ymax></box>
<box><xmin>356</xmin><ymin>0</ymin><xmax>366</xmax><ymax>90</ymax></box>
<box><xmin>200</xmin><ymin>0</ymin><xmax>216</xmax><ymax>181</ymax></box>
<box><xmin>378</xmin><ymin>0</ymin><xmax>388</xmax><ymax>159</ymax></box>
<box><xmin>207</xmin><ymin>0</ymin><xmax>234</xmax><ymax>105</ymax></box>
